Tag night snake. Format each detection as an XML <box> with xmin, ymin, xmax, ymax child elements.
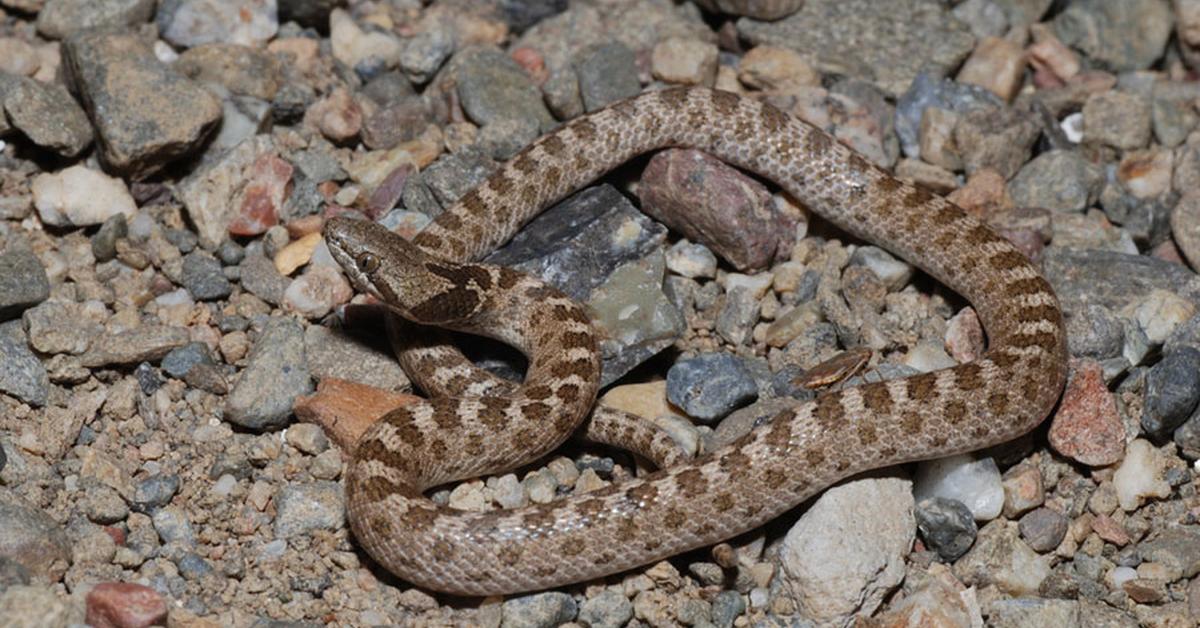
<box><xmin>324</xmin><ymin>86</ymin><xmax>1069</xmax><ymax>596</ymax></box>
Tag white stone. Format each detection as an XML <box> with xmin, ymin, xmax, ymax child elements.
<box><xmin>904</xmin><ymin>342</ymin><xmax>959</xmax><ymax>373</ymax></box>
<box><xmin>1113</xmin><ymin>439</ymin><xmax>1170</xmax><ymax>511</ymax></box>
<box><xmin>1062</xmin><ymin>112</ymin><xmax>1084</xmax><ymax>143</ymax></box>
<box><xmin>448</xmin><ymin>480</ymin><xmax>487</xmax><ymax>512</ymax></box>
<box><xmin>1125</xmin><ymin>289</ymin><xmax>1196</xmax><ymax>345</ymax></box>
<box><xmin>32</xmin><ymin>165</ymin><xmax>136</xmax><ymax>228</ymax></box>
<box><xmin>721</xmin><ymin>271</ymin><xmax>774</xmax><ymax>298</ymax></box>
<box><xmin>780</xmin><ymin>476</ymin><xmax>915</xmax><ymax>625</ymax></box>
<box><xmin>914</xmin><ymin>454</ymin><xmax>1005</xmax><ymax>521</ymax></box>
<box><xmin>330</xmin><ymin>8</ymin><xmax>403</xmax><ymax>70</ymax></box>
<box><xmin>488</xmin><ymin>473</ymin><xmax>527</xmax><ymax>509</ymax></box>
<box><xmin>665</xmin><ymin>240</ymin><xmax>718</xmax><ymax>279</ymax></box>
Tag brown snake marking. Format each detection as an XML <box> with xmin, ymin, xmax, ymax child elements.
<box><xmin>323</xmin><ymin>87</ymin><xmax>1068</xmax><ymax>596</ymax></box>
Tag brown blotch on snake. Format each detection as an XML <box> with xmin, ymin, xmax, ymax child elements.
<box><xmin>324</xmin><ymin>86</ymin><xmax>1068</xmax><ymax>597</ymax></box>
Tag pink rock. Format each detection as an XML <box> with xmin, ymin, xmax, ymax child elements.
<box><xmin>228</xmin><ymin>154</ymin><xmax>293</xmax><ymax>237</ymax></box>
<box><xmin>86</xmin><ymin>582</ymin><xmax>167</xmax><ymax>628</ymax></box>
<box><xmin>945</xmin><ymin>307</ymin><xmax>985</xmax><ymax>364</ymax></box>
<box><xmin>639</xmin><ymin>148</ymin><xmax>797</xmax><ymax>272</ymax></box>
<box><xmin>1048</xmin><ymin>359</ymin><xmax>1126</xmax><ymax>466</ymax></box>
<box><xmin>1091</xmin><ymin>514</ymin><xmax>1131</xmax><ymax>546</ymax></box>
<box><xmin>365</xmin><ymin>163</ymin><xmax>412</xmax><ymax>219</ymax></box>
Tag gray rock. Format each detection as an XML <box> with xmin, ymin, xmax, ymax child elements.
<box><xmin>0</xmin><ymin>237</ymin><xmax>49</xmax><ymax>321</ymax></box>
<box><xmin>2</xmin><ymin>76</ymin><xmax>93</xmax><ymax>157</ymax></box>
<box><xmin>151</xmin><ymin>505</ymin><xmax>195</xmax><ymax>546</ymax></box>
<box><xmin>895</xmin><ymin>73</ymin><xmax>1003</xmax><ymax>158</ymax></box>
<box><xmin>176</xmin><ymin>551</ymin><xmax>213</xmax><ymax>580</ymax></box>
<box><xmin>915</xmin><ymin>497</ymin><xmax>978</xmax><ymax>561</ymax></box>
<box><xmin>421</xmin><ymin>148</ymin><xmax>497</xmax><ymax>208</ymax></box>
<box><xmin>501</xmin><ymin>591</ymin><xmax>578</xmax><ymax>628</ymax></box>
<box><xmin>711</xmin><ymin>590</ymin><xmax>745</xmax><ymax>628</ymax></box>
<box><xmin>1143</xmin><ymin>347</ymin><xmax>1200</xmax><ymax>437</ymax></box>
<box><xmin>667</xmin><ymin>353</ymin><xmax>759</xmax><ymax>422</ymax></box>
<box><xmin>1009</xmin><ymin>150</ymin><xmax>1104</xmax><ymax>213</ymax></box>
<box><xmin>987</xmin><ymin>598</ymin><xmax>1080</xmax><ymax>628</ymax></box>
<box><xmin>0</xmin><ymin>556</ymin><xmax>30</xmax><ymax>595</ymax></box>
<box><xmin>1079</xmin><ymin>600</ymin><xmax>1139</xmax><ymax>628</ymax></box>
<box><xmin>1065</xmin><ymin>303</ymin><xmax>1125</xmax><ymax>360</ymax></box>
<box><xmin>0</xmin><ymin>321</ymin><xmax>48</xmax><ymax>407</ymax></box>
<box><xmin>304</xmin><ymin>325</ymin><xmax>410</xmax><ymax>392</ymax></box>
<box><xmin>83</xmin><ymin>484</ymin><xmax>128</xmax><ymax>525</ymax></box>
<box><xmin>215</xmin><ymin>240</ymin><xmax>245</xmax><ymax>266</ymax></box>
<box><xmin>738</xmin><ymin>0</ymin><xmax>975</xmax><ymax>98</ymax></box>
<box><xmin>273</xmin><ymin>481</ymin><xmax>344</xmax><ymax>539</ymax></box>
<box><xmin>573</xmin><ymin>41</ymin><xmax>640</xmax><ymax>112</ymax></box>
<box><xmin>80</xmin><ymin>324</ymin><xmax>190</xmax><ymax>367</ymax></box>
<box><xmin>954</xmin><ymin>520</ymin><xmax>1049</xmax><ymax>595</ymax></box>
<box><xmin>1082</xmin><ymin>91</ymin><xmax>1152</xmax><ymax>150</ymax></box>
<box><xmin>455</xmin><ymin>46</ymin><xmax>555</xmax><ymax>134</ymax></box>
<box><xmin>132</xmin><ymin>474</ymin><xmax>181</xmax><ymax>513</ymax></box>
<box><xmin>1017</xmin><ymin>509</ymin><xmax>1065</xmax><ymax>552</ymax></box>
<box><xmin>716</xmin><ymin>288</ymin><xmax>761</xmax><ymax>347</ymax></box>
<box><xmin>62</xmin><ymin>30</ymin><xmax>222</xmax><ymax>178</ymax></box>
<box><xmin>362</xmin><ymin>96</ymin><xmax>433</xmax><ymax>150</ymax></box>
<box><xmin>36</xmin><ymin>0</ymin><xmax>156</xmax><ymax>39</ymax></box>
<box><xmin>952</xmin><ymin>105</ymin><xmax>1040</xmax><ymax>179</ymax></box>
<box><xmin>92</xmin><ymin>213</ymin><xmax>128</xmax><ymax>263</ymax></box>
<box><xmin>577</xmin><ymin>589</ymin><xmax>632</xmax><ymax>628</ymax></box>
<box><xmin>1137</xmin><ymin>526</ymin><xmax>1200</xmax><ymax>579</ymax></box>
<box><xmin>400</xmin><ymin>24</ymin><xmax>454</xmax><ymax>86</ymax></box>
<box><xmin>1052</xmin><ymin>0</ymin><xmax>1172</xmax><ymax>72</ymax></box>
<box><xmin>1042</xmin><ymin>249</ymin><xmax>1200</xmax><ymax>316</ymax></box>
<box><xmin>225</xmin><ymin>316</ymin><xmax>312</xmax><ymax>430</ymax></box>
<box><xmin>500</xmin><ymin>0</ymin><xmax>568</xmax><ymax>34</ymax></box>
<box><xmin>0</xmin><ymin>491</ymin><xmax>71</xmax><ymax>582</ymax></box>
<box><xmin>1152</xmin><ymin>82</ymin><xmax>1200</xmax><ymax>148</ymax></box>
<box><xmin>181</xmin><ymin>251</ymin><xmax>233</xmax><ymax>301</ymax></box>
<box><xmin>238</xmin><ymin>251</ymin><xmax>290</xmax><ymax>306</ymax></box>
<box><xmin>586</xmin><ymin>251</ymin><xmax>686</xmax><ymax>385</ymax></box>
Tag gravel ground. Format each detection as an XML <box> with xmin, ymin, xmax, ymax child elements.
<box><xmin>2</xmin><ymin>0</ymin><xmax>1200</xmax><ymax>626</ymax></box>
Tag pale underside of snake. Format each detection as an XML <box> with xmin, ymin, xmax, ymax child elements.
<box><xmin>323</xmin><ymin>86</ymin><xmax>1069</xmax><ymax>597</ymax></box>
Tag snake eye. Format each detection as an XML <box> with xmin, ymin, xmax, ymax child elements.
<box><xmin>356</xmin><ymin>252</ymin><xmax>380</xmax><ymax>273</ymax></box>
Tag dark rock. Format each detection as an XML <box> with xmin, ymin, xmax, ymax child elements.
<box><xmin>278</xmin><ymin>0</ymin><xmax>343</xmax><ymax>29</ymax></box>
<box><xmin>420</xmin><ymin>148</ymin><xmax>497</xmax><ymax>208</ymax></box>
<box><xmin>667</xmin><ymin>353</ymin><xmax>759</xmax><ymax>422</ymax></box>
<box><xmin>1042</xmin><ymin>249</ymin><xmax>1200</xmax><ymax>315</ymax></box>
<box><xmin>486</xmin><ymin>185</ymin><xmax>668</xmax><ymax>301</ymax></box>
<box><xmin>500</xmin><ymin>0</ymin><xmax>568</xmax><ymax>34</ymax></box>
<box><xmin>132</xmin><ymin>474</ymin><xmax>181</xmax><ymax>513</ymax></box>
<box><xmin>0</xmin><ymin>321</ymin><xmax>48</xmax><ymax>407</ymax></box>
<box><xmin>1143</xmin><ymin>348</ymin><xmax>1200</xmax><ymax>437</ymax></box>
<box><xmin>895</xmin><ymin>72</ymin><xmax>1004</xmax><ymax>158</ymax></box>
<box><xmin>1018</xmin><ymin>506</ymin><xmax>1068</xmax><ymax>552</ymax></box>
<box><xmin>92</xmin><ymin>213</ymin><xmax>128</xmax><ymax>263</ymax></box>
<box><xmin>0</xmin><ymin>237</ymin><xmax>50</xmax><ymax>321</ymax></box>
<box><xmin>916</xmin><ymin>497</ymin><xmax>978</xmax><ymax>561</ymax></box>
<box><xmin>174</xmin><ymin>43</ymin><xmax>282</xmax><ymax>101</ymax></box>
<box><xmin>0</xmin><ymin>491</ymin><xmax>71</xmax><ymax>582</ymax></box>
<box><xmin>1052</xmin><ymin>0</ymin><xmax>1172</xmax><ymax>72</ymax></box>
<box><xmin>181</xmin><ymin>251</ymin><xmax>233</xmax><ymax>301</ymax></box>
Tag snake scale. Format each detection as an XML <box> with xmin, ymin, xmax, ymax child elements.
<box><xmin>323</xmin><ymin>86</ymin><xmax>1069</xmax><ymax>596</ymax></box>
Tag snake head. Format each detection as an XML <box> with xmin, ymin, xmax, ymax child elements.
<box><xmin>324</xmin><ymin>216</ymin><xmax>487</xmax><ymax>326</ymax></box>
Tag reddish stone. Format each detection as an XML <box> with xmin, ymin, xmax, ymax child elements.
<box><xmin>86</xmin><ymin>582</ymin><xmax>167</xmax><ymax>628</ymax></box>
<box><xmin>227</xmin><ymin>154</ymin><xmax>293</xmax><ymax>237</ymax></box>
<box><xmin>1091</xmin><ymin>514</ymin><xmax>1131</xmax><ymax>546</ymax></box>
<box><xmin>640</xmin><ymin>148</ymin><xmax>797</xmax><ymax>272</ymax></box>
<box><xmin>293</xmin><ymin>378</ymin><xmax>421</xmax><ymax>452</ymax></box>
<box><xmin>945</xmin><ymin>307</ymin><xmax>985</xmax><ymax>364</ymax></box>
<box><xmin>946</xmin><ymin>168</ymin><xmax>1014</xmax><ymax>217</ymax></box>
<box><xmin>365</xmin><ymin>164</ymin><xmax>413</xmax><ymax>218</ymax></box>
<box><xmin>511</xmin><ymin>47</ymin><xmax>547</xmax><ymax>84</ymax></box>
<box><xmin>1150</xmin><ymin>239</ymin><xmax>1186</xmax><ymax>265</ymax></box>
<box><xmin>102</xmin><ymin>526</ymin><xmax>125</xmax><ymax>546</ymax></box>
<box><xmin>1048</xmin><ymin>359</ymin><xmax>1126</xmax><ymax>466</ymax></box>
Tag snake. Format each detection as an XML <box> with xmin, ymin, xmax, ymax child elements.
<box><xmin>323</xmin><ymin>86</ymin><xmax>1069</xmax><ymax>596</ymax></box>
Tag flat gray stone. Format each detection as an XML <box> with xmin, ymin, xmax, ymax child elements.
<box><xmin>0</xmin><ymin>321</ymin><xmax>48</xmax><ymax>407</ymax></box>
<box><xmin>2</xmin><ymin>77</ymin><xmax>92</xmax><ymax>157</ymax></box>
<box><xmin>225</xmin><ymin>317</ymin><xmax>312</xmax><ymax>430</ymax></box>
<box><xmin>738</xmin><ymin>0</ymin><xmax>976</xmax><ymax>97</ymax></box>
<box><xmin>36</xmin><ymin>0</ymin><xmax>156</xmax><ymax>39</ymax></box>
<box><xmin>0</xmin><ymin>237</ymin><xmax>49</xmax><ymax>321</ymax></box>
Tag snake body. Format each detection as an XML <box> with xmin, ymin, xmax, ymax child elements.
<box><xmin>323</xmin><ymin>87</ymin><xmax>1068</xmax><ymax>596</ymax></box>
